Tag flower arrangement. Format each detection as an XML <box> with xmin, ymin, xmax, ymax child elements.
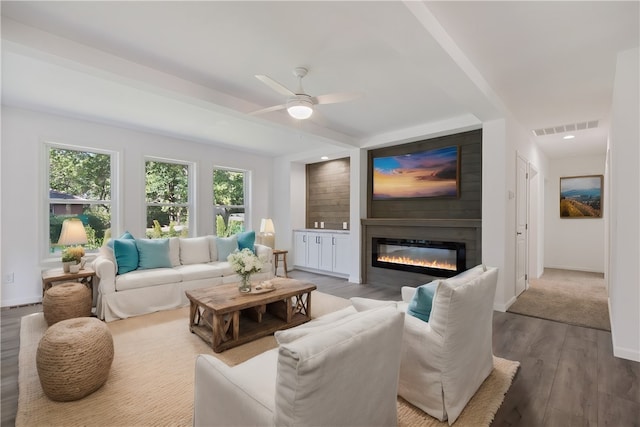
<box><xmin>228</xmin><ymin>248</ymin><xmax>263</xmax><ymax>293</ymax></box>
<box><xmin>228</xmin><ymin>248</ymin><xmax>263</xmax><ymax>277</ymax></box>
<box><xmin>62</xmin><ymin>246</ymin><xmax>85</xmax><ymax>263</ymax></box>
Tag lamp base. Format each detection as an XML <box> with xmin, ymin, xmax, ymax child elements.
<box><xmin>258</xmin><ymin>233</ymin><xmax>275</xmax><ymax>249</ymax></box>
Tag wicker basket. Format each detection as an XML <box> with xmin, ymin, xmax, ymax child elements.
<box><xmin>36</xmin><ymin>317</ymin><xmax>114</xmax><ymax>401</ymax></box>
<box><xmin>43</xmin><ymin>282</ymin><xmax>92</xmax><ymax>326</ymax></box>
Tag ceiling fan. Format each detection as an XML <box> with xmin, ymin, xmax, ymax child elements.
<box><xmin>250</xmin><ymin>67</ymin><xmax>360</xmax><ymax>120</ymax></box>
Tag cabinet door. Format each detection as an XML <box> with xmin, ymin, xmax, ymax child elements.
<box><xmin>332</xmin><ymin>234</ymin><xmax>350</xmax><ymax>275</ymax></box>
<box><xmin>306</xmin><ymin>233</ymin><xmax>321</xmax><ymax>269</ymax></box>
<box><xmin>293</xmin><ymin>232</ymin><xmax>308</xmax><ymax>267</ymax></box>
<box><xmin>318</xmin><ymin>234</ymin><xmax>334</xmax><ymax>271</ymax></box>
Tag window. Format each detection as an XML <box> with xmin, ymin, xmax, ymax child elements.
<box><xmin>213</xmin><ymin>168</ymin><xmax>247</xmax><ymax>236</ymax></box>
<box><xmin>47</xmin><ymin>145</ymin><xmax>114</xmax><ymax>256</ymax></box>
<box><xmin>145</xmin><ymin>159</ymin><xmax>191</xmax><ymax>238</ymax></box>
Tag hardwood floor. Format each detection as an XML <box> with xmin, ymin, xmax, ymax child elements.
<box><xmin>2</xmin><ymin>270</ymin><xmax>638</xmax><ymax>426</ymax></box>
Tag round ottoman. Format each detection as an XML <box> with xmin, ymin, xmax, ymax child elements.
<box><xmin>36</xmin><ymin>317</ymin><xmax>114</xmax><ymax>401</ymax></box>
<box><xmin>43</xmin><ymin>282</ymin><xmax>92</xmax><ymax>326</ymax></box>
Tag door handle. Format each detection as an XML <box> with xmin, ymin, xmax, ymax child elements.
<box><xmin>517</xmin><ymin>232</ymin><xmax>523</xmax><ymax>235</ymax></box>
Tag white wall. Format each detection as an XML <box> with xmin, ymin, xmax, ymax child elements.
<box><xmin>544</xmin><ymin>155</ymin><xmax>606</xmax><ymax>272</ymax></box>
<box><xmin>1</xmin><ymin>107</ymin><xmax>272</xmax><ymax>307</ymax></box>
<box><xmin>608</xmin><ymin>47</ymin><xmax>639</xmax><ymax>362</ymax></box>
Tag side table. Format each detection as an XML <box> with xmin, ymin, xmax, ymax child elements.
<box><xmin>272</xmin><ymin>249</ymin><xmax>289</xmax><ymax>278</ymax></box>
<box><xmin>42</xmin><ymin>267</ymin><xmax>96</xmax><ymax>300</ymax></box>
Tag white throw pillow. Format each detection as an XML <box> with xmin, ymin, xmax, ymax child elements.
<box><xmin>169</xmin><ymin>237</ymin><xmax>181</xmax><ymax>267</ymax></box>
<box><xmin>350</xmin><ymin>297</ymin><xmax>397</xmax><ymax>312</ymax></box>
<box><xmin>179</xmin><ymin>237</ymin><xmax>211</xmax><ymax>265</ymax></box>
<box><xmin>274</xmin><ymin>306</ymin><xmax>357</xmax><ymax>345</ymax></box>
<box><xmin>207</xmin><ymin>236</ymin><xmax>218</xmax><ymax>263</ymax></box>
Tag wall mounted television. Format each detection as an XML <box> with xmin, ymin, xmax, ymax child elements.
<box><xmin>372</xmin><ymin>145</ymin><xmax>460</xmax><ymax>200</ymax></box>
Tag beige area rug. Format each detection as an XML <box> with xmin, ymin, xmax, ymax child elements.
<box><xmin>508</xmin><ymin>271</ymin><xmax>610</xmax><ymax>331</ymax></box>
<box><xmin>18</xmin><ymin>291</ymin><xmax>518</xmax><ymax>426</ymax></box>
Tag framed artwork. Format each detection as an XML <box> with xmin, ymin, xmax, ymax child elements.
<box><xmin>372</xmin><ymin>145</ymin><xmax>459</xmax><ymax>200</ymax></box>
<box><xmin>559</xmin><ymin>175</ymin><xmax>603</xmax><ymax>218</ymax></box>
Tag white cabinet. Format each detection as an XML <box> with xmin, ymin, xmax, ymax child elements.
<box><xmin>293</xmin><ymin>230</ymin><xmax>350</xmax><ymax>277</ymax></box>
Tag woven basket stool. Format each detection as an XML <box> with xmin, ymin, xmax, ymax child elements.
<box><xmin>43</xmin><ymin>282</ymin><xmax>92</xmax><ymax>326</ymax></box>
<box><xmin>36</xmin><ymin>317</ymin><xmax>114</xmax><ymax>401</ymax></box>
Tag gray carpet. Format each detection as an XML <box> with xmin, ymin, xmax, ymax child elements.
<box><xmin>507</xmin><ymin>269</ymin><xmax>610</xmax><ymax>331</ymax></box>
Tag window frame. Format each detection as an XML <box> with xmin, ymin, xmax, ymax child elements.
<box><xmin>43</xmin><ymin>142</ymin><xmax>118</xmax><ymax>261</ymax></box>
<box><xmin>144</xmin><ymin>156</ymin><xmax>196</xmax><ymax>238</ymax></box>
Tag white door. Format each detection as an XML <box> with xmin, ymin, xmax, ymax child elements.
<box><xmin>293</xmin><ymin>232</ymin><xmax>308</xmax><ymax>267</ymax></box>
<box><xmin>515</xmin><ymin>154</ymin><xmax>528</xmax><ymax>296</ymax></box>
<box><xmin>318</xmin><ymin>234</ymin><xmax>334</xmax><ymax>271</ymax></box>
<box><xmin>332</xmin><ymin>234</ymin><xmax>350</xmax><ymax>275</ymax></box>
<box><xmin>306</xmin><ymin>233</ymin><xmax>320</xmax><ymax>269</ymax></box>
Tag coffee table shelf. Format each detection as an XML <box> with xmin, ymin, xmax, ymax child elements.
<box><xmin>186</xmin><ymin>278</ymin><xmax>316</xmax><ymax>353</ymax></box>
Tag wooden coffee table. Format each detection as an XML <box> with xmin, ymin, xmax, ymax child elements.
<box><xmin>185</xmin><ymin>278</ymin><xmax>317</xmax><ymax>353</ymax></box>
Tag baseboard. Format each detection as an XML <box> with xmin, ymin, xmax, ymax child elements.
<box><xmin>543</xmin><ymin>264</ymin><xmax>604</xmax><ymax>274</ymax></box>
<box><xmin>609</xmin><ymin>298</ymin><xmax>640</xmax><ymax>362</ymax></box>
<box><xmin>493</xmin><ymin>295</ymin><xmax>516</xmax><ymax>313</ymax></box>
<box><xmin>1</xmin><ymin>295</ymin><xmax>42</xmax><ymax>308</ymax></box>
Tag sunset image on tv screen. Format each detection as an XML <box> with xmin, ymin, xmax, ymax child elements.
<box><xmin>373</xmin><ymin>146</ymin><xmax>458</xmax><ymax>199</ymax></box>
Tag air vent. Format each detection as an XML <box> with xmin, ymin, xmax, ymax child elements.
<box><xmin>533</xmin><ymin>120</ymin><xmax>599</xmax><ymax>137</ymax></box>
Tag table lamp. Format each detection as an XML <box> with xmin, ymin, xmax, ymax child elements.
<box><xmin>58</xmin><ymin>218</ymin><xmax>88</xmax><ymax>271</ymax></box>
<box><xmin>258</xmin><ymin>218</ymin><xmax>275</xmax><ymax>248</ymax></box>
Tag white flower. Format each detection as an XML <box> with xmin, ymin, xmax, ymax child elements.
<box><xmin>228</xmin><ymin>248</ymin><xmax>263</xmax><ymax>277</ymax></box>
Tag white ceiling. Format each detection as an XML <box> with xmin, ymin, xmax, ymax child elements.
<box><xmin>2</xmin><ymin>1</ymin><xmax>638</xmax><ymax>160</ymax></box>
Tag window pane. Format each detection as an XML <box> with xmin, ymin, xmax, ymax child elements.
<box><xmin>213</xmin><ymin>169</ymin><xmax>245</xmax><ymax>237</ymax></box>
<box><xmin>145</xmin><ymin>206</ymin><xmax>189</xmax><ymax>238</ymax></box>
<box><xmin>49</xmin><ymin>148</ymin><xmax>111</xmax><ymax>200</ymax></box>
<box><xmin>146</xmin><ymin>161</ymin><xmax>189</xmax><ymax>204</ymax></box>
<box><xmin>145</xmin><ymin>160</ymin><xmax>190</xmax><ymax>238</ymax></box>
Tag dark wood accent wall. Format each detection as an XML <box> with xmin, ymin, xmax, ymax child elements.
<box><xmin>363</xmin><ymin>129</ymin><xmax>483</xmax><ymax>286</ymax></box>
<box><xmin>306</xmin><ymin>158</ymin><xmax>350</xmax><ymax>230</ymax></box>
<box><xmin>367</xmin><ymin>129</ymin><xmax>482</xmax><ymax>219</ymax></box>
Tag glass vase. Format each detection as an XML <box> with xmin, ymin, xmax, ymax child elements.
<box><xmin>239</xmin><ymin>274</ymin><xmax>252</xmax><ymax>293</ymax></box>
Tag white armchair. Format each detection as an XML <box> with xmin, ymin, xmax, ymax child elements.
<box><xmin>193</xmin><ymin>305</ymin><xmax>405</xmax><ymax>427</ymax></box>
<box><xmin>398</xmin><ymin>265</ymin><xmax>498</xmax><ymax>425</ymax></box>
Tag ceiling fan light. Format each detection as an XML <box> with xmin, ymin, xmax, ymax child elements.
<box><xmin>287</xmin><ymin>99</ymin><xmax>313</xmax><ymax>119</ymax></box>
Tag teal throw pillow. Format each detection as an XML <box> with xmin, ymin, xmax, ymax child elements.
<box><xmin>237</xmin><ymin>230</ymin><xmax>256</xmax><ymax>253</ymax></box>
<box><xmin>106</xmin><ymin>231</ymin><xmax>134</xmax><ymax>249</ymax></box>
<box><xmin>113</xmin><ymin>238</ymin><xmax>139</xmax><ymax>275</ymax></box>
<box><xmin>136</xmin><ymin>238</ymin><xmax>172</xmax><ymax>270</ymax></box>
<box><xmin>407</xmin><ymin>281</ymin><xmax>439</xmax><ymax>322</ymax></box>
<box><xmin>216</xmin><ymin>235</ymin><xmax>238</xmax><ymax>261</ymax></box>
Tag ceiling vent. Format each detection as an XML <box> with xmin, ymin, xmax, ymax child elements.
<box><xmin>533</xmin><ymin>120</ymin><xmax>599</xmax><ymax>137</ymax></box>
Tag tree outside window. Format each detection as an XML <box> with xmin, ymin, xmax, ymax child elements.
<box><xmin>145</xmin><ymin>160</ymin><xmax>190</xmax><ymax>238</ymax></box>
<box><xmin>48</xmin><ymin>147</ymin><xmax>112</xmax><ymax>254</ymax></box>
<box><xmin>214</xmin><ymin>169</ymin><xmax>246</xmax><ymax>237</ymax></box>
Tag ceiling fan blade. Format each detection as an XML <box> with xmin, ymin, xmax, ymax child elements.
<box><xmin>255</xmin><ymin>75</ymin><xmax>296</xmax><ymax>97</ymax></box>
<box><xmin>313</xmin><ymin>91</ymin><xmax>362</xmax><ymax>105</ymax></box>
<box><xmin>249</xmin><ymin>103</ymin><xmax>287</xmax><ymax>116</ymax></box>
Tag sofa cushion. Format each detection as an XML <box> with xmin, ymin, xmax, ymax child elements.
<box><xmin>136</xmin><ymin>238</ymin><xmax>172</xmax><ymax>270</ymax></box>
<box><xmin>169</xmin><ymin>237</ymin><xmax>181</xmax><ymax>267</ymax></box>
<box><xmin>179</xmin><ymin>237</ymin><xmax>211</xmax><ymax>265</ymax></box>
<box><xmin>174</xmin><ymin>263</ymin><xmax>227</xmax><ymax>281</ymax></box>
<box><xmin>216</xmin><ymin>235</ymin><xmax>238</xmax><ymax>261</ymax></box>
<box><xmin>237</xmin><ymin>231</ymin><xmax>256</xmax><ymax>253</ymax></box>
<box><xmin>407</xmin><ymin>281</ymin><xmax>440</xmax><ymax>322</ymax></box>
<box><xmin>113</xmin><ymin>238</ymin><xmax>139</xmax><ymax>275</ymax></box>
<box><xmin>115</xmin><ymin>268</ymin><xmax>181</xmax><ymax>291</ymax></box>
<box><xmin>350</xmin><ymin>297</ymin><xmax>398</xmax><ymax>312</ymax></box>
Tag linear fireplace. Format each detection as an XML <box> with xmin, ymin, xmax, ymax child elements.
<box><xmin>372</xmin><ymin>237</ymin><xmax>466</xmax><ymax>278</ymax></box>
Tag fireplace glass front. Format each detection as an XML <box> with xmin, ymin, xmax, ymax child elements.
<box><xmin>372</xmin><ymin>238</ymin><xmax>465</xmax><ymax>278</ymax></box>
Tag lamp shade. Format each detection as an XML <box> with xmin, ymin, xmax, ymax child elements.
<box><xmin>57</xmin><ymin>218</ymin><xmax>88</xmax><ymax>245</ymax></box>
<box><xmin>260</xmin><ymin>218</ymin><xmax>275</xmax><ymax>234</ymax></box>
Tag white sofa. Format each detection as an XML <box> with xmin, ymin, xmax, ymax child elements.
<box><xmin>193</xmin><ymin>304</ymin><xmax>404</xmax><ymax>427</ymax></box>
<box><xmin>93</xmin><ymin>235</ymin><xmax>274</xmax><ymax>322</ymax></box>
<box><xmin>351</xmin><ymin>265</ymin><xmax>498</xmax><ymax>425</ymax></box>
